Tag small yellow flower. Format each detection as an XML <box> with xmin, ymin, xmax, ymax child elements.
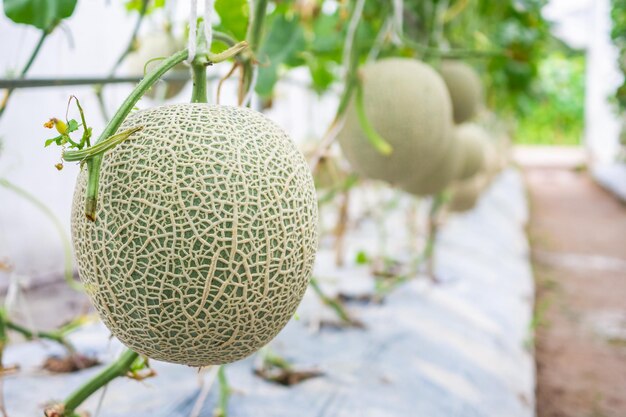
<box><xmin>44</xmin><ymin>118</ymin><xmax>68</xmax><ymax>135</ymax></box>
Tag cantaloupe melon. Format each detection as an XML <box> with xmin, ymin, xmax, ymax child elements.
<box><xmin>125</xmin><ymin>31</ymin><xmax>188</xmax><ymax>100</ymax></box>
<box><xmin>454</xmin><ymin>123</ymin><xmax>489</xmax><ymax>181</ymax></box>
<box><xmin>440</xmin><ymin>61</ymin><xmax>483</xmax><ymax>124</ymax></box>
<box><xmin>401</xmin><ymin>136</ymin><xmax>461</xmax><ymax>196</ymax></box>
<box><xmin>337</xmin><ymin>58</ymin><xmax>454</xmax><ymax>190</ymax></box>
<box><xmin>72</xmin><ymin>104</ymin><xmax>318</xmax><ymax>367</ymax></box>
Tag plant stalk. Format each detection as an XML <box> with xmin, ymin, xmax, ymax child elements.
<box><xmin>0</xmin><ymin>30</ymin><xmax>49</xmax><ymax>120</ymax></box>
<box><xmin>4</xmin><ymin>320</ymin><xmax>74</xmax><ymax>352</ymax></box>
<box><xmin>82</xmin><ymin>41</ymin><xmax>247</xmax><ymax>220</ymax></box>
<box><xmin>241</xmin><ymin>0</ymin><xmax>269</xmax><ymax>104</ymax></box>
<box><xmin>214</xmin><ymin>366</ymin><xmax>230</xmax><ymax>417</ymax></box>
<box><xmin>191</xmin><ymin>21</ymin><xmax>210</xmax><ymax>104</ymax></box>
<box><xmin>59</xmin><ymin>350</ymin><xmax>140</xmax><ymax>417</ymax></box>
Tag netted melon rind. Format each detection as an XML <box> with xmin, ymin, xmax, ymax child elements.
<box><xmin>72</xmin><ymin>104</ymin><xmax>318</xmax><ymax>367</ymax></box>
<box><xmin>338</xmin><ymin>58</ymin><xmax>454</xmax><ymax>189</ymax></box>
<box><xmin>440</xmin><ymin>61</ymin><xmax>483</xmax><ymax>124</ymax></box>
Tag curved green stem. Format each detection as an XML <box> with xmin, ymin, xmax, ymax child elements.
<box><xmin>83</xmin><ymin>48</ymin><xmax>188</xmax><ymax>220</ymax></box>
<box><xmin>0</xmin><ymin>30</ymin><xmax>49</xmax><ymax>120</ymax></box>
<box><xmin>214</xmin><ymin>366</ymin><xmax>230</xmax><ymax>417</ymax></box>
<box><xmin>213</xmin><ymin>31</ymin><xmax>238</xmax><ymax>48</ymax></box>
<box><xmin>355</xmin><ymin>83</ymin><xmax>393</xmax><ymax>155</ymax></box>
<box><xmin>242</xmin><ymin>0</ymin><xmax>269</xmax><ymax>103</ymax></box>
<box><xmin>82</xmin><ymin>41</ymin><xmax>248</xmax><ymax>220</ymax></box>
<box><xmin>4</xmin><ymin>319</ymin><xmax>74</xmax><ymax>353</ymax></box>
<box><xmin>59</xmin><ymin>350</ymin><xmax>139</xmax><ymax>417</ymax></box>
<box><xmin>0</xmin><ymin>178</ymin><xmax>80</xmax><ymax>291</ymax></box>
<box><xmin>309</xmin><ymin>278</ymin><xmax>353</xmax><ymax>324</ymax></box>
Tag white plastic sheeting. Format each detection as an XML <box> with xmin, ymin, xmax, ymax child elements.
<box><xmin>4</xmin><ymin>169</ymin><xmax>535</xmax><ymax>417</ymax></box>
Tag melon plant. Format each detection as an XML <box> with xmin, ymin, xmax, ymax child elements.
<box><xmin>440</xmin><ymin>61</ymin><xmax>483</xmax><ymax>124</ymax></box>
<box><xmin>337</xmin><ymin>58</ymin><xmax>454</xmax><ymax>190</ymax></box>
<box><xmin>71</xmin><ymin>103</ymin><xmax>318</xmax><ymax>367</ymax></box>
<box><xmin>453</xmin><ymin>123</ymin><xmax>489</xmax><ymax>181</ymax></box>
<box><xmin>125</xmin><ymin>31</ymin><xmax>188</xmax><ymax>100</ymax></box>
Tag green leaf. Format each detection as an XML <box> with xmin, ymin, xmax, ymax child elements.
<box><xmin>44</xmin><ymin>134</ymin><xmax>65</xmax><ymax>147</ymax></box>
<box><xmin>255</xmin><ymin>14</ymin><xmax>306</xmax><ymax>98</ymax></box>
<box><xmin>302</xmin><ymin>52</ymin><xmax>336</xmax><ymax>94</ymax></box>
<box><xmin>44</xmin><ymin>136</ymin><xmax>60</xmax><ymax>147</ymax></box>
<box><xmin>67</xmin><ymin>119</ymin><xmax>79</xmax><ymax>133</ymax></box>
<box><xmin>214</xmin><ymin>0</ymin><xmax>249</xmax><ymax>41</ymax></box>
<box><xmin>3</xmin><ymin>0</ymin><xmax>77</xmax><ymax>30</ymax></box>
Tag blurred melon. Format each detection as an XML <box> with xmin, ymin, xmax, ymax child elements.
<box><xmin>454</xmin><ymin>123</ymin><xmax>489</xmax><ymax>181</ymax></box>
<box><xmin>401</xmin><ymin>138</ymin><xmax>462</xmax><ymax>196</ymax></box>
<box><xmin>337</xmin><ymin>58</ymin><xmax>454</xmax><ymax>190</ymax></box>
<box><xmin>440</xmin><ymin>61</ymin><xmax>483</xmax><ymax>124</ymax></box>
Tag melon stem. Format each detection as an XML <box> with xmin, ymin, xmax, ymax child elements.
<box><xmin>56</xmin><ymin>349</ymin><xmax>140</xmax><ymax>417</ymax></box>
<box><xmin>78</xmin><ymin>39</ymin><xmax>248</xmax><ymax>221</ymax></box>
<box><xmin>241</xmin><ymin>0</ymin><xmax>268</xmax><ymax>105</ymax></box>
<box><xmin>191</xmin><ymin>21</ymin><xmax>210</xmax><ymax>104</ymax></box>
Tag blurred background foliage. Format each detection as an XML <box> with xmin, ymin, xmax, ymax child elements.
<box><xmin>610</xmin><ymin>0</ymin><xmax>626</xmax><ymax>156</ymax></box>
<box><xmin>3</xmin><ymin>0</ymin><xmax>589</xmax><ymax>145</ymax></box>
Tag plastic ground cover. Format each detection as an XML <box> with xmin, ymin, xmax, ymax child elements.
<box><xmin>3</xmin><ymin>169</ymin><xmax>534</xmax><ymax>417</ymax></box>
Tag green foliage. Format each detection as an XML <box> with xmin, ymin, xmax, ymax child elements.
<box><xmin>3</xmin><ymin>0</ymin><xmax>77</xmax><ymax>30</ymax></box>
<box><xmin>443</xmin><ymin>0</ymin><xmax>552</xmax><ymax>116</ymax></box>
<box><xmin>215</xmin><ymin>0</ymin><xmax>249</xmax><ymax>41</ymax></box>
<box><xmin>355</xmin><ymin>250</ymin><xmax>370</xmax><ymax>265</ymax></box>
<box><xmin>611</xmin><ymin>0</ymin><xmax>626</xmax><ymax>110</ymax></box>
<box><xmin>124</xmin><ymin>0</ymin><xmax>165</xmax><ymax>13</ymax></box>
<box><xmin>515</xmin><ymin>53</ymin><xmax>585</xmax><ymax>145</ymax></box>
<box><xmin>256</xmin><ymin>13</ymin><xmax>306</xmax><ymax>97</ymax></box>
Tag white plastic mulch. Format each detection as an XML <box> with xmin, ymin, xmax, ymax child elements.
<box><xmin>3</xmin><ymin>169</ymin><xmax>535</xmax><ymax>417</ymax></box>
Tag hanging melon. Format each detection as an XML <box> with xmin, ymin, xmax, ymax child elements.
<box><xmin>440</xmin><ymin>61</ymin><xmax>483</xmax><ymax>124</ymax></box>
<box><xmin>72</xmin><ymin>104</ymin><xmax>318</xmax><ymax>367</ymax></box>
<box><xmin>401</xmin><ymin>137</ymin><xmax>462</xmax><ymax>197</ymax></box>
<box><xmin>337</xmin><ymin>58</ymin><xmax>454</xmax><ymax>190</ymax></box>
<box><xmin>454</xmin><ymin>123</ymin><xmax>489</xmax><ymax>181</ymax></box>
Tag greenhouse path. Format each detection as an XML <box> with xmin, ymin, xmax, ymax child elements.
<box><xmin>525</xmin><ymin>167</ymin><xmax>626</xmax><ymax>417</ymax></box>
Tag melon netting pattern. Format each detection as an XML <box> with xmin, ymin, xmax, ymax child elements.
<box><xmin>71</xmin><ymin>104</ymin><xmax>318</xmax><ymax>366</ymax></box>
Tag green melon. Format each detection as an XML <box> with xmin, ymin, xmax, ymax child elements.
<box><xmin>337</xmin><ymin>58</ymin><xmax>454</xmax><ymax>190</ymax></box>
<box><xmin>71</xmin><ymin>104</ymin><xmax>318</xmax><ymax>367</ymax></box>
<box><xmin>125</xmin><ymin>31</ymin><xmax>188</xmax><ymax>100</ymax></box>
<box><xmin>448</xmin><ymin>174</ymin><xmax>488</xmax><ymax>213</ymax></box>
<box><xmin>454</xmin><ymin>123</ymin><xmax>489</xmax><ymax>181</ymax></box>
<box><xmin>401</xmin><ymin>136</ymin><xmax>461</xmax><ymax>196</ymax></box>
<box><xmin>440</xmin><ymin>61</ymin><xmax>483</xmax><ymax>124</ymax></box>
